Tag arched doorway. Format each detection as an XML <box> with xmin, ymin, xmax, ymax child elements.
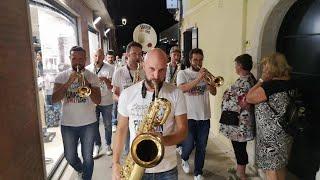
<box><xmin>259</xmin><ymin>0</ymin><xmax>320</xmax><ymax>179</ymax></box>
<box><xmin>276</xmin><ymin>1</ymin><xmax>320</xmax><ymax>179</ymax></box>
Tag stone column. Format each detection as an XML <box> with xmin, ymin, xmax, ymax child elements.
<box><xmin>0</xmin><ymin>0</ymin><xmax>46</xmax><ymax>179</ymax></box>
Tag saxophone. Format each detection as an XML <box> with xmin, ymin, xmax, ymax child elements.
<box><xmin>133</xmin><ymin>63</ymin><xmax>142</xmax><ymax>84</ymax></box>
<box><xmin>170</xmin><ymin>63</ymin><xmax>181</xmax><ymax>85</ymax></box>
<box><xmin>120</xmin><ymin>81</ymin><xmax>172</xmax><ymax>180</ymax></box>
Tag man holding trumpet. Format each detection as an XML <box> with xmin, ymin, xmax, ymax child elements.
<box><xmin>176</xmin><ymin>48</ymin><xmax>218</xmax><ymax>180</ymax></box>
<box><xmin>87</xmin><ymin>48</ymin><xmax>115</xmax><ymax>158</ymax></box>
<box><xmin>52</xmin><ymin>46</ymin><xmax>101</xmax><ymax>180</ymax></box>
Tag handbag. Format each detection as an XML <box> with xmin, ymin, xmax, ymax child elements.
<box><xmin>219</xmin><ymin>111</ymin><xmax>240</xmax><ymax>126</ymax></box>
<box><xmin>267</xmin><ymin>91</ymin><xmax>310</xmax><ymax>137</ymax></box>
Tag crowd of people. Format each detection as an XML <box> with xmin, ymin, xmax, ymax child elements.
<box><xmin>51</xmin><ymin>42</ymin><xmax>295</xmax><ymax>180</ymax></box>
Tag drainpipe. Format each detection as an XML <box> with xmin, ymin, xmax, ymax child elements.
<box><xmin>178</xmin><ymin>0</ymin><xmax>183</xmax><ymax>49</ymax></box>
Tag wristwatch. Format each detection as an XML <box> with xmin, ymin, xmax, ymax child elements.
<box><xmin>258</xmin><ymin>78</ymin><xmax>264</xmax><ymax>83</ymax></box>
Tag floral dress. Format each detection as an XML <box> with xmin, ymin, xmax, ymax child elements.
<box><xmin>255</xmin><ymin>80</ymin><xmax>293</xmax><ymax>170</ymax></box>
<box><xmin>220</xmin><ymin>73</ymin><xmax>256</xmax><ymax>142</ymax></box>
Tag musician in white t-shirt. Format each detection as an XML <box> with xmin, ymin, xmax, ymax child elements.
<box><xmin>52</xmin><ymin>46</ymin><xmax>101</xmax><ymax>180</ymax></box>
<box><xmin>177</xmin><ymin>48</ymin><xmax>217</xmax><ymax>180</ymax></box>
<box><xmin>165</xmin><ymin>46</ymin><xmax>181</xmax><ymax>85</ymax></box>
<box><xmin>112</xmin><ymin>48</ymin><xmax>188</xmax><ymax>180</ymax></box>
<box><xmin>104</xmin><ymin>50</ymin><xmax>118</xmax><ymax>133</ymax></box>
<box><xmin>112</xmin><ymin>41</ymin><xmax>145</xmax><ymax>154</ymax></box>
<box><xmin>87</xmin><ymin>48</ymin><xmax>115</xmax><ymax>158</ymax></box>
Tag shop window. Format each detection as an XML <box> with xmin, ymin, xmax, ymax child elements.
<box><xmin>103</xmin><ymin>37</ymin><xmax>109</xmax><ymax>54</ymax></box>
<box><xmin>29</xmin><ymin>0</ymin><xmax>78</xmax><ymax>177</ymax></box>
<box><xmin>88</xmin><ymin>27</ymin><xmax>100</xmax><ymax>64</ymax></box>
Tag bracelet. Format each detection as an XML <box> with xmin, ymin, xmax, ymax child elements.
<box><xmin>258</xmin><ymin>78</ymin><xmax>264</xmax><ymax>83</ymax></box>
<box><xmin>258</xmin><ymin>78</ymin><xmax>263</xmax><ymax>83</ymax></box>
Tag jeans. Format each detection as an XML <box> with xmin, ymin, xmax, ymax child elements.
<box><xmin>112</xmin><ymin>102</ymin><xmax>118</xmax><ymax>126</ymax></box>
<box><xmin>95</xmin><ymin>104</ymin><xmax>113</xmax><ymax>146</ymax></box>
<box><xmin>45</xmin><ymin>94</ymin><xmax>53</xmax><ymax>105</ymax></box>
<box><xmin>61</xmin><ymin>122</ymin><xmax>97</xmax><ymax>180</ymax></box>
<box><xmin>142</xmin><ymin>167</ymin><xmax>178</xmax><ymax>180</ymax></box>
<box><xmin>181</xmin><ymin>119</ymin><xmax>210</xmax><ymax>176</ymax></box>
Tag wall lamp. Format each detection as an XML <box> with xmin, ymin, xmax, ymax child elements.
<box><xmin>93</xmin><ymin>16</ymin><xmax>102</xmax><ymax>25</ymax></box>
<box><xmin>104</xmin><ymin>28</ymin><xmax>111</xmax><ymax>36</ymax></box>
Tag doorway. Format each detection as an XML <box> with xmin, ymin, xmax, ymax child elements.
<box><xmin>276</xmin><ymin>0</ymin><xmax>320</xmax><ymax>179</ymax></box>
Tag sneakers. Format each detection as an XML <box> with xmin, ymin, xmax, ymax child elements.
<box><xmin>181</xmin><ymin>159</ymin><xmax>190</xmax><ymax>174</ymax></box>
<box><xmin>112</xmin><ymin>125</ymin><xmax>117</xmax><ymax>132</ymax></box>
<box><xmin>106</xmin><ymin>145</ymin><xmax>113</xmax><ymax>156</ymax></box>
<box><xmin>176</xmin><ymin>146</ymin><xmax>182</xmax><ymax>156</ymax></box>
<box><xmin>76</xmin><ymin>171</ymin><xmax>83</xmax><ymax>180</ymax></box>
<box><xmin>92</xmin><ymin>144</ymin><xmax>101</xmax><ymax>158</ymax></box>
<box><xmin>194</xmin><ymin>175</ymin><xmax>204</xmax><ymax>180</ymax></box>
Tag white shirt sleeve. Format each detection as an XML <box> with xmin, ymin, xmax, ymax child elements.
<box><xmin>117</xmin><ymin>89</ymin><xmax>129</xmax><ymax>117</ymax></box>
<box><xmin>88</xmin><ymin>72</ymin><xmax>100</xmax><ymax>88</ymax></box>
<box><xmin>54</xmin><ymin>71</ymin><xmax>67</xmax><ymax>84</ymax></box>
<box><xmin>110</xmin><ymin>68</ymin><xmax>115</xmax><ymax>80</ymax></box>
<box><xmin>174</xmin><ymin>88</ymin><xmax>187</xmax><ymax>116</ymax></box>
<box><xmin>112</xmin><ymin>68</ymin><xmax>121</xmax><ymax>87</ymax></box>
<box><xmin>176</xmin><ymin>70</ymin><xmax>187</xmax><ymax>86</ymax></box>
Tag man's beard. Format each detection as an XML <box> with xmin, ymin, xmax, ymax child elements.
<box><xmin>72</xmin><ymin>64</ymin><xmax>85</xmax><ymax>72</ymax></box>
<box><xmin>108</xmin><ymin>60</ymin><xmax>114</xmax><ymax>64</ymax></box>
<box><xmin>191</xmin><ymin>64</ymin><xmax>200</xmax><ymax>72</ymax></box>
<box><xmin>145</xmin><ymin>78</ymin><xmax>163</xmax><ymax>90</ymax></box>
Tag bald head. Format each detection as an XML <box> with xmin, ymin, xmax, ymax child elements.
<box><xmin>94</xmin><ymin>48</ymin><xmax>105</xmax><ymax>64</ymax></box>
<box><xmin>143</xmin><ymin>48</ymin><xmax>168</xmax><ymax>85</ymax></box>
<box><xmin>144</xmin><ymin>48</ymin><xmax>167</xmax><ymax>64</ymax></box>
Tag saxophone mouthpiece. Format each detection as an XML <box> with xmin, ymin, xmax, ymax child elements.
<box><xmin>152</xmin><ymin>80</ymin><xmax>159</xmax><ymax>98</ymax></box>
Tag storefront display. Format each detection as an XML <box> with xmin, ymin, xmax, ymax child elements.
<box><xmin>29</xmin><ymin>0</ymin><xmax>78</xmax><ymax>177</ymax></box>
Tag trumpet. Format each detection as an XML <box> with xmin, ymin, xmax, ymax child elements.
<box><xmin>197</xmin><ymin>65</ymin><xmax>224</xmax><ymax>87</ymax></box>
<box><xmin>120</xmin><ymin>81</ymin><xmax>171</xmax><ymax>180</ymax></box>
<box><xmin>76</xmin><ymin>65</ymin><xmax>91</xmax><ymax>98</ymax></box>
<box><xmin>133</xmin><ymin>62</ymin><xmax>142</xmax><ymax>84</ymax></box>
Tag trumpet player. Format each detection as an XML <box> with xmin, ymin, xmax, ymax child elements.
<box><xmin>52</xmin><ymin>46</ymin><xmax>101</xmax><ymax>180</ymax></box>
<box><xmin>165</xmin><ymin>46</ymin><xmax>181</xmax><ymax>85</ymax></box>
<box><xmin>87</xmin><ymin>48</ymin><xmax>115</xmax><ymax>158</ymax></box>
<box><xmin>112</xmin><ymin>48</ymin><xmax>188</xmax><ymax>180</ymax></box>
<box><xmin>176</xmin><ymin>48</ymin><xmax>216</xmax><ymax>180</ymax></box>
<box><xmin>165</xmin><ymin>46</ymin><xmax>184</xmax><ymax>156</ymax></box>
<box><xmin>112</xmin><ymin>41</ymin><xmax>145</xmax><ymax>154</ymax></box>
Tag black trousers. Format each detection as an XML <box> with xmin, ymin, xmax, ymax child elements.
<box><xmin>231</xmin><ymin>141</ymin><xmax>248</xmax><ymax>165</ymax></box>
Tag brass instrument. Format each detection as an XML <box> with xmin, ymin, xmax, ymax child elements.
<box><xmin>170</xmin><ymin>63</ymin><xmax>181</xmax><ymax>85</ymax></box>
<box><xmin>76</xmin><ymin>65</ymin><xmax>91</xmax><ymax>98</ymax></box>
<box><xmin>197</xmin><ymin>65</ymin><xmax>224</xmax><ymax>87</ymax></box>
<box><xmin>120</xmin><ymin>81</ymin><xmax>172</xmax><ymax>180</ymax></box>
<box><xmin>133</xmin><ymin>63</ymin><xmax>142</xmax><ymax>84</ymax></box>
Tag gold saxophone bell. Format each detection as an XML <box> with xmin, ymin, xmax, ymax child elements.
<box><xmin>120</xmin><ymin>81</ymin><xmax>171</xmax><ymax>180</ymax></box>
<box><xmin>197</xmin><ymin>65</ymin><xmax>224</xmax><ymax>87</ymax></box>
<box><xmin>76</xmin><ymin>65</ymin><xmax>91</xmax><ymax>97</ymax></box>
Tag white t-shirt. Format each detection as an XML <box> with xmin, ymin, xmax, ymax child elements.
<box><xmin>87</xmin><ymin>63</ymin><xmax>114</xmax><ymax>106</ymax></box>
<box><xmin>176</xmin><ymin>68</ymin><xmax>211</xmax><ymax>120</ymax></box>
<box><xmin>104</xmin><ymin>61</ymin><xmax>115</xmax><ymax>69</ymax></box>
<box><xmin>118</xmin><ymin>81</ymin><xmax>187</xmax><ymax>173</ymax></box>
<box><xmin>112</xmin><ymin>65</ymin><xmax>145</xmax><ymax>93</ymax></box>
<box><xmin>54</xmin><ymin>68</ymin><xmax>100</xmax><ymax>126</ymax></box>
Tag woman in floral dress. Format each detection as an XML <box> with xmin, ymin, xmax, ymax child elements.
<box><xmin>220</xmin><ymin>54</ymin><xmax>256</xmax><ymax>180</ymax></box>
<box><xmin>246</xmin><ymin>53</ymin><xmax>293</xmax><ymax>180</ymax></box>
